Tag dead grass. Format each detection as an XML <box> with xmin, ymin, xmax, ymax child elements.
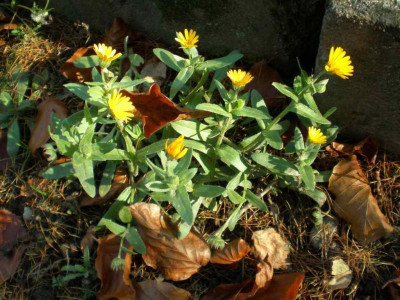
<box><xmin>0</xmin><ymin>14</ymin><xmax>399</xmax><ymax>300</ymax></box>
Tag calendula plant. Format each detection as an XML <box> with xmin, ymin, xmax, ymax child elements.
<box><xmin>41</xmin><ymin>26</ymin><xmax>353</xmax><ymax>268</ymax></box>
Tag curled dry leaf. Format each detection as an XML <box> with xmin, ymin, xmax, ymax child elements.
<box><xmin>59</xmin><ymin>47</ymin><xmax>95</xmax><ymax>83</ymax></box>
<box><xmin>129</xmin><ymin>203</ymin><xmax>210</xmax><ymax>281</ymax></box>
<box><xmin>382</xmin><ymin>268</ymin><xmax>400</xmax><ymax>300</ymax></box>
<box><xmin>210</xmin><ymin>238</ymin><xmax>251</xmax><ymax>265</ymax></box>
<box><xmin>0</xmin><ymin>23</ymin><xmax>18</xmax><ymax>32</ymax></box>
<box><xmin>245</xmin><ymin>60</ymin><xmax>287</xmax><ymax>108</ymax></box>
<box><xmin>329</xmin><ymin>155</ymin><xmax>394</xmax><ymax>244</ymax></box>
<box><xmin>0</xmin><ymin>209</ymin><xmax>27</xmax><ymax>284</ymax></box>
<box><xmin>252</xmin><ymin>228</ymin><xmax>290</xmax><ymax>270</ymax></box>
<box><xmin>0</xmin><ymin>129</ymin><xmax>11</xmax><ymax>172</ymax></box>
<box><xmin>80</xmin><ymin>168</ymin><xmax>129</xmax><ymax>207</ymax></box>
<box><xmin>80</xmin><ymin>225</ymin><xmax>96</xmax><ymax>253</ymax></box>
<box><xmin>255</xmin><ymin>258</ymin><xmax>274</xmax><ymax>289</ymax></box>
<box><xmin>134</xmin><ymin>280</ymin><xmax>191</xmax><ymax>300</ymax></box>
<box><xmin>122</xmin><ymin>84</ymin><xmax>210</xmax><ymax>138</ymax></box>
<box><xmin>103</xmin><ymin>18</ymin><xmax>141</xmax><ymax>52</ymax></box>
<box><xmin>95</xmin><ymin>234</ymin><xmax>135</xmax><ymax>300</ymax></box>
<box><xmin>29</xmin><ymin>97</ymin><xmax>69</xmax><ymax>154</ymax></box>
<box><xmin>327</xmin><ymin>136</ymin><xmax>378</xmax><ymax>164</ymax></box>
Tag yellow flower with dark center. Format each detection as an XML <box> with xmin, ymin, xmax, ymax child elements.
<box><xmin>227</xmin><ymin>69</ymin><xmax>254</xmax><ymax>87</ymax></box>
<box><xmin>308</xmin><ymin>126</ymin><xmax>327</xmax><ymax>144</ymax></box>
<box><xmin>108</xmin><ymin>90</ymin><xmax>136</xmax><ymax>122</ymax></box>
<box><xmin>175</xmin><ymin>29</ymin><xmax>199</xmax><ymax>49</ymax></box>
<box><xmin>325</xmin><ymin>47</ymin><xmax>354</xmax><ymax>79</ymax></box>
<box><xmin>93</xmin><ymin>43</ymin><xmax>122</xmax><ymax>63</ymax></box>
<box><xmin>165</xmin><ymin>135</ymin><xmax>188</xmax><ymax>160</ymax></box>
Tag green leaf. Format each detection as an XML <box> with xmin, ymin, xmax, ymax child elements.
<box><xmin>227</xmin><ymin>190</ymin><xmax>246</xmax><ymax>205</ymax></box>
<box><xmin>174</xmin><ymin>186</ymin><xmax>193</xmax><ymax>224</ymax></box>
<box><xmin>170</xmin><ymin>66</ymin><xmax>194</xmax><ymax>98</ymax></box>
<box><xmin>196</xmin><ymin>103</ymin><xmax>231</xmax><ymax>118</ymax></box>
<box><xmin>200</xmin><ymin>51</ymin><xmax>243</xmax><ymax>71</ymax></box>
<box><xmin>217</xmin><ymin>145</ymin><xmax>247</xmax><ymax>172</ymax></box>
<box><xmin>251</xmin><ymin>90</ymin><xmax>272</xmax><ymax>130</ymax></box>
<box><xmin>262</xmin><ymin>121</ymin><xmax>289</xmax><ymax>150</ymax></box>
<box><xmin>92</xmin><ymin>67</ymin><xmax>102</xmax><ymax>82</ymax></box>
<box><xmin>174</xmin><ymin>148</ymin><xmax>192</xmax><ymax>175</ymax></box>
<box><xmin>153</xmin><ymin>48</ymin><xmax>182</xmax><ymax>72</ymax></box>
<box><xmin>193</xmin><ymin>184</ymin><xmax>225</xmax><ymax>198</ymax></box>
<box><xmin>300</xmin><ymin>188</ymin><xmax>326</xmax><ymax>207</ymax></box>
<box><xmin>15</xmin><ymin>71</ymin><xmax>29</xmax><ymax>103</ymax></box>
<box><xmin>294</xmin><ymin>127</ymin><xmax>304</xmax><ymax>153</ymax></box>
<box><xmin>74</xmin><ymin>264</ymin><xmax>86</xmax><ymax>273</ymax></box>
<box><xmin>7</xmin><ymin>119</ymin><xmax>20</xmax><ymax>164</ymax></box>
<box><xmin>145</xmin><ymin>181</ymin><xmax>170</xmax><ymax>192</ymax></box>
<box><xmin>136</xmin><ymin>140</ymin><xmax>165</xmax><ymax>161</ymax></box>
<box><xmin>178</xmin><ymin>197</ymin><xmax>202</xmax><ymax>240</ymax></box>
<box><xmin>226</xmin><ymin>172</ymin><xmax>242</xmax><ymax>191</ymax></box>
<box><xmin>214</xmin><ymin>80</ymin><xmax>231</xmax><ymax>102</ymax></box>
<box><xmin>315</xmin><ymin>170</ymin><xmax>332</xmax><ymax>183</ymax></box>
<box><xmin>64</xmin><ymin>83</ymin><xmax>90</xmax><ymax>100</ymax></box>
<box><xmin>314</xmin><ymin>79</ymin><xmax>328</xmax><ymax>94</ymax></box>
<box><xmin>252</xmin><ymin>153</ymin><xmax>299</xmax><ymax>176</ymax></box>
<box><xmin>99</xmin><ymin>161</ymin><xmax>117</xmax><ymax>197</ymax></box>
<box><xmin>119</xmin><ymin>206</ymin><xmax>132</xmax><ymax>223</ymax></box>
<box><xmin>72</xmin><ymin>152</ymin><xmax>96</xmax><ymax>197</ymax></box>
<box><xmin>245</xmin><ymin>190</ymin><xmax>268</xmax><ymax>211</ymax></box>
<box><xmin>178</xmin><ymin>168</ymin><xmax>197</xmax><ymax>185</ymax></box>
<box><xmin>232</xmin><ymin>106</ymin><xmax>271</xmax><ymax>120</ymax></box>
<box><xmin>302</xmin><ymin>144</ymin><xmax>320</xmax><ymax>165</ymax></box>
<box><xmin>291</xmin><ymin>103</ymin><xmax>331</xmax><ymax>125</ymax></box>
<box><xmin>73</xmin><ymin>55</ymin><xmax>100</xmax><ymax>68</ymax></box>
<box><xmin>111</xmin><ymin>78</ymin><xmax>147</xmax><ymax>90</ymax></box>
<box><xmin>171</xmin><ymin>120</ymin><xmax>213</xmax><ymax>141</ymax></box>
<box><xmin>303</xmin><ymin>92</ymin><xmax>320</xmax><ymax>113</ymax></box>
<box><xmin>298</xmin><ymin>164</ymin><xmax>315</xmax><ymax>191</ymax></box>
<box><xmin>272</xmin><ymin>82</ymin><xmax>298</xmax><ymax>102</ymax></box>
<box><xmin>227</xmin><ymin>205</ymin><xmax>242</xmax><ymax>231</ymax></box>
<box><xmin>41</xmin><ymin>162</ymin><xmax>74</xmax><ymax>179</ymax></box>
<box><xmin>125</xmin><ymin>226</ymin><xmax>146</xmax><ymax>254</ymax></box>
<box><xmin>79</xmin><ymin>123</ymin><xmax>95</xmax><ymax>151</ymax></box>
<box><xmin>102</xmin><ymin>219</ymin><xmax>126</xmax><ymax>236</ymax></box>
<box><xmin>129</xmin><ymin>53</ymin><xmax>144</xmax><ymax>67</ymax></box>
<box><xmin>0</xmin><ymin>92</ymin><xmax>12</xmax><ymax>107</ymax></box>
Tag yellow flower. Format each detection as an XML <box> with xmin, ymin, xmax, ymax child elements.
<box><xmin>227</xmin><ymin>69</ymin><xmax>254</xmax><ymax>87</ymax></box>
<box><xmin>108</xmin><ymin>90</ymin><xmax>136</xmax><ymax>122</ymax></box>
<box><xmin>93</xmin><ymin>43</ymin><xmax>122</xmax><ymax>63</ymax></box>
<box><xmin>308</xmin><ymin>126</ymin><xmax>327</xmax><ymax>144</ymax></box>
<box><xmin>175</xmin><ymin>29</ymin><xmax>199</xmax><ymax>49</ymax></box>
<box><xmin>325</xmin><ymin>47</ymin><xmax>354</xmax><ymax>79</ymax></box>
<box><xmin>165</xmin><ymin>135</ymin><xmax>188</xmax><ymax>160</ymax></box>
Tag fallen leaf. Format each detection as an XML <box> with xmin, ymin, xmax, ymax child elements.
<box><xmin>103</xmin><ymin>18</ymin><xmax>141</xmax><ymax>52</ymax></box>
<box><xmin>327</xmin><ymin>136</ymin><xmax>378</xmax><ymax>164</ymax></box>
<box><xmin>326</xmin><ymin>258</ymin><xmax>352</xmax><ymax>290</ymax></box>
<box><xmin>129</xmin><ymin>203</ymin><xmax>210</xmax><ymax>281</ymax></box>
<box><xmin>0</xmin><ymin>129</ymin><xmax>11</xmax><ymax>172</ymax></box>
<box><xmin>122</xmin><ymin>84</ymin><xmax>210</xmax><ymax>138</ymax></box>
<box><xmin>29</xmin><ymin>97</ymin><xmax>69</xmax><ymax>154</ymax></box>
<box><xmin>80</xmin><ymin>168</ymin><xmax>129</xmax><ymax>207</ymax></box>
<box><xmin>329</xmin><ymin>155</ymin><xmax>394</xmax><ymax>244</ymax></box>
<box><xmin>200</xmin><ymin>280</ymin><xmax>257</xmax><ymax>300</ymax></box>
<box><xmin>0</xmin><ymin>209</ymin><xmax>27</xmax><ymax>284</ymax></box>
<box><xmin>255</xmin><ymin>258</ymin><xmax>274</xmax><ymax>289</ymax></box>
<box><xmin>252</xmin><ymin>228</ymin><xmax>290</xmax><ymax>269</ymax></box>
<box><xmin>80</xmin><ymin>225</ymin><xmax>96</xmax><ymax>252</ymax></box>
<box><xmin>245</xmin><ymin>60</ymin><xmax>287</xmax><ymax>108</ymax></box>
<box><xmin>59</xmin><ymin>47</ymin><xmax>95</xmax><ymax>83</ymax></box>
<box><xmin>95</xmin><ymin>234</ymin><xmax>135</xmax><ymax>300</ymax></box>
<box><xmin>140</xmin><ymin>57</ymin><xmax>167</xmax><ymax>87</ymax></box>
<box><xmin>0</xmin><ymin>23</ymin><xmax>18</xmax><ymax>32</ymax></box>
<box><xmin>210</xmin><ymin>238</ymin><xmax>251</xmax><ymax>265</ymax></box>
<box><xmin>20</xmin><ymin>177</ymin><xmax>51</xmax><ymax>197</ymax></box>
<box><xmin>134</xmin><ymin>280</ymin><xmax>191</xmax><ymax>300</ymax></box>
<box><xmin>382</xmin><ymin>269</ymin><xmax>400</xmax><ymax>300</ymax></box>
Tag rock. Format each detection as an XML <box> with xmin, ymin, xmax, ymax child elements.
<box><xmin>310</xmin><ymin>216</ymin><xmax>339</xmax><ymax>250</ymax></box>
<box><xmin>35</xmin><ymin>0</ymin><xmax>325</xmax><ymax>78</ymax></box>
<box><xmin>315</xmin><ymin>0</ymin><xmax>400</xmax><ymax>154</ymax></box>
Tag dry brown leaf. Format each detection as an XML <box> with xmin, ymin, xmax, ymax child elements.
<box><xmin>80</xmin><ymin>225</ymin><xmax>96</xmax><ymax>253</ymax></box>
<box><xmin>29</xmin><ymin>97</ymin><xmax>69</xmax><ymax>154</ymax></box>
<box><xmin>245</xmin><ymin>60</ymin><xmax>287</xmax><ymax>109</ymax></box>
<box><xmin>383</xmin><ymin>269</ymin><xmax>400</xmax><ymax>300</ymax></box>
<box><xmin>255</xmin><ymin>258</ymin><xmax>274</xmax><ymax>289</ymax></box>
<box><xmin>327</xmin><ymin>136</ymin><xmax>378</xmax><ymax>164</ymax></box>
<box><xmin>134</xmin><ymin>280</ymin><xmax>191</xmax><ymax>300</ymax></box>
<box><xmin>0</xmin><ymin>129</ymin><xmax>11</xmax><ymax>172</ymax></box>
<box><xmin>129</xmin><ymin>203</ymin><xmax>210</xmax><ymax>281</ymax></box>
<box><xmin>103</xmin><ymin>18</ymin><xmax>141</xmax><ymax>52</ymax></box>
<box><xmin>122</xmin><ymin>84</ymin><xmax>211</xmax><ymax>138</ymax></box>
<box><xmin>95</xmin><ymin>234</ymin><xmax>135</xmax><ymax>300</ymax></box>
<box><xmin>210</xmin><ymin>238</ymin><xmax>251</xmax><ymax>265</ymax></box>
<box><xmin>0</xmin><ymin>23</ymin><xmax>18</xmax><ymax>32</ymax></box>
<box><xmin>0</xmin><ymin>209</ymin><xmax>27</xmax><ymax>284</ymax></box>
<box><xmin>80</xmin><ymin>168</ymin><xmax>129</xmax><ymax>207</ymax></box>
<box><xmin>252</xmin><ymin>228</ymin><xmax>290</xmax><ymax>269</ymax></box>
<box><xmin>329</xmin><ymin>155</ymin><xmax>394</xmax><ymax>244</ymax></box>
<box><xmin>59</xmin><ymin>47</ymin><xmax>95</xmax><ymax>83</ymax></box>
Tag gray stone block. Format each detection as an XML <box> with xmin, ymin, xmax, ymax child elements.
<box><xmin>34</xmin><ymin>0</ymin><xmax>325</xmax><ymax>78</ymax></box>
<box><xmin>315</xmin><ymin>0</ymin><xmax>400</xmax><ymax>153</ymax></box>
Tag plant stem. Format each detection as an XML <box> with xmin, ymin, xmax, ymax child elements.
<box><xmin>213</xmin><ymin>181</ymin><xmax>277</xmax><ymax>238</ymax></box>
<box><xmin>216</xmin><ymin>117</ymin><xmax>231</xmax><ymax>148</ymax></box>
<box><xmin>181</xmin><ymin>70</ymin><xmax>209</xmax><ymax>106</ymax></box>
<box><xmin>242</xmin><ymin>101</ymin><xmax>296</xmax><ymax>153</ymax></box>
